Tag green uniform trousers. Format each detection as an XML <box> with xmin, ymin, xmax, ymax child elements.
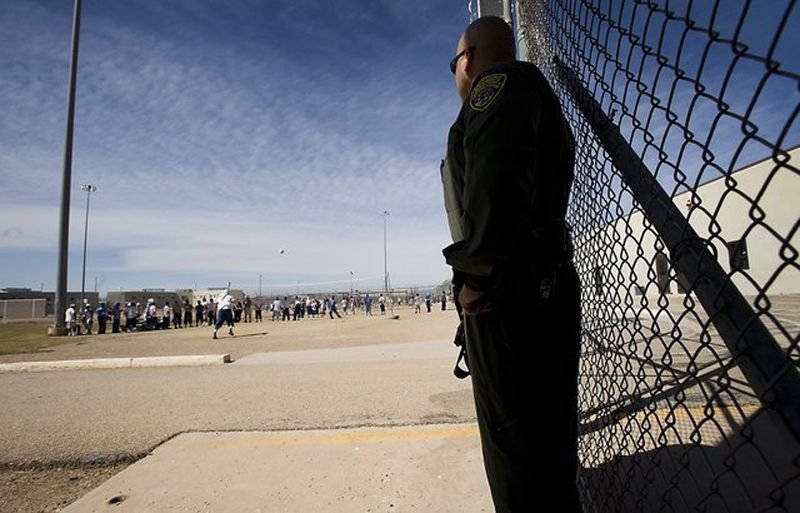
<box><xmin>464</xmin><ymin>263</ymin><xmax>583</xmax><ymax>512</ymax></box>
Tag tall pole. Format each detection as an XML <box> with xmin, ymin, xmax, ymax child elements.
<box><xmin>79</xmin><ymin>184</ymin><xmax>96</xmax><ymax>310</ymax></box>
<box><xmin>349</xmin><ymin>271</ymin><xmax>354</xmax><ymax>296</ymax></box>
<box><xmin>502</xmin><ymin>0</ymin><xmax>512</xmax><ymax>25</ymax></box>
<box><xmin>383</xmin><ymin>210</ymin><xmax>389</xmax><ymax>294</ymax></box>
<box><xmin>259</xmin><ymin>274</ymin><xmax>262</xmax><ymax>298</ymax></box>
<box><xmin>52</xmin><ymin>0</ymin><xmax>82</xmax><ymax>335</ymax></box>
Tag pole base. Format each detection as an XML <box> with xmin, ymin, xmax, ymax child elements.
<box><xmin>48</xmin><ymin>326</ymin><xmax>69</xmax><ymax>337</ymax></box>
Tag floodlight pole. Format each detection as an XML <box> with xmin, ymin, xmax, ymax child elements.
<box><xmin>51</xmin><ymin>0</ymin><xmax>82</xmax><ymax>336</ymax></box>
<box><xmin>383</xmin><ymin>210</ymin><xmax>389</xmax><ymax>294</ymax></box>
<box><xmin>79</xmin><ymin>184</ymin><xmax>96</xmax><ymax>310</ymax></box>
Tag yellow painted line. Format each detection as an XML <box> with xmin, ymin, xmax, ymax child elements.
<box><xmin>192</xmin><ymin>425</ymin><xmax>479</xmax><ymax>449</ymax></box>
<box><xmin>634</xmin><ymin>403</ymin><xmax>761</xmax><ymax>422</ymax></box>
<box><xmin>584</xmin><ymin>403</ymin><xmax>762</xmax><ymax>426</ymax></box>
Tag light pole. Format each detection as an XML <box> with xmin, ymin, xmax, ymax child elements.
<box><xmin>349</xmin><ymin>271</ymin><xmax>354</xmax><ymax>296</ymax></box>
<box><xmin>79</xmin><ymin>184</ymin><xmax>96</xmax><ymax>311</ymax></box>
<box><xmin>383</xmin><ymin>210</ymin><xmax>390</xmax><ymax>295</ymax></box>
<box><xmin>51</xmin><ymin>0</ymin><xmax>83</xmax><ymax>336</ymax></box>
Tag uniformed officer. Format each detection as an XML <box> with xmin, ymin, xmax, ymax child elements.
<box><xmin>442</xmin><ymin>17</ymin><xmax>583</xmax><ymax>512</ymax></box>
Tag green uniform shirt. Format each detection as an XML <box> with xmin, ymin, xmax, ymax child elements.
<box><xmin>442</xmin><ymin>60</ymin><xmax>575</xmax><ymax>285</ymax></box>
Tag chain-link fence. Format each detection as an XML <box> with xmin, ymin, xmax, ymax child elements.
<box><xmin>517</xmin><ymin>1</ymin><xmax>799</xmax><ymax>511</ymax></box>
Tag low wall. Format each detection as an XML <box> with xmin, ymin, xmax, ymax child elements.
<box><xmin>0</xmin><ymin>299</ymin><xmax>47</xmax><ymax>321</ymax></box>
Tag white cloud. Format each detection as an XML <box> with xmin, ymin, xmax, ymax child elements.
<box><xmin>0</xmin><ymin>1</ymin><xmax>465</xmax><ymax>290</ymax></box>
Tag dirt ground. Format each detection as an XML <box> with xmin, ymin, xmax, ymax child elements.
<box><xmin>0</xmin><ymin>306</ymin><xmax>461</xmax><ymax>512</ymax></box>
<box><xmin>0</xmin><ymin>463</ymin><xmax>129</xmax><ymax>513</ymax></box>
<box><xmin>0</xmin><ymin>305</ymin><xmax>458</xmax><ymax>364</ymax></box>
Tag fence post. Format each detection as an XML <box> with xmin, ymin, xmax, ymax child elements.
<box><xmin>553</xmin><ymin>56</ymin><xmax>800</xmax><ymax>444</ymax></box>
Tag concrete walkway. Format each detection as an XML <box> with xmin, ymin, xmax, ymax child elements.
<box><xmin>0</xmin><ymin>354</ymin><xmax>231</xmax><ymax>373</ymax></box>
<box><xmin>63</xmin><ymin>424</ymin><xmax>493</xmax><ymax>513</ymax></box>
<box><xmin>234</xmin><ymin>340</ymin><xmax>453</xmax><ymax>365</ymax></box>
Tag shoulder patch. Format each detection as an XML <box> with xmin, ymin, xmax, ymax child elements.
<box><xmin>469</xmin><ymin>73</ymin><xmax>507</xmax><ymax>112</ymax></box>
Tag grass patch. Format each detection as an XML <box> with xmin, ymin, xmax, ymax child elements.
<box><xmin>0</xmin><ymin>320</ymin><xmax>77</xmax><ymax>355</ymax></box>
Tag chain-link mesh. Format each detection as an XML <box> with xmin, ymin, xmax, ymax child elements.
<box><xmin>517</xmin><ymin>1</ymin><xmax>799</xmax><ymax>511</ymax></box>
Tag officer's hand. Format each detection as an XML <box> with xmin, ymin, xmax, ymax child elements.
<box><xmin>452</xmin><ymin>321</ymin><xmax>466</xmax><ymax>347</ymax></box>
<box><xmin>458</xmin><ymin>283</ymin><xmax>493</xmax><ymax>315</ymax></box>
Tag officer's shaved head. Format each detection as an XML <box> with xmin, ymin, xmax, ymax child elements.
<box><xmin>453</xmin><ymin>16</ymin><xmax>516</xmax><ymax>102</ymax></box>
<box><xmin>463</xmin><ymin>16</ymin><xmax>516</xmax><ymax>62</ymax></box>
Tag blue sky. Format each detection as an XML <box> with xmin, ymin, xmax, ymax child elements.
<box><xmin>0</xmin><ymin>0</ymin><xmax>468</xmax><ymax>294</ymax></box>
<box><xmin>1</xmin><ymin>1</ymin><xmax>797</xmax><ymax>297</ymax></box>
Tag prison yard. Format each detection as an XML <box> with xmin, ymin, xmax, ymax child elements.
<box><xmin>3</xmin><ymin>0</ymin><xmax>799</xmax><ymax>510</ymax></box>
<box><xmin>0</xmin><ymin>301</ymin><xmax>456</xmax><ymax>363</ymax></box>
<box><xmin>0</xmin><ymin>304</ymin><xmax>489</xmax><ymax>512</ymax></box>
<box><xmin>1</xmin><ymin>293</ymin><xmax>798</xmax><ymax>512</ymax></box>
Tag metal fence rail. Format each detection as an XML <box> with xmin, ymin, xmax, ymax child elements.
<box><xmin>517</xmin><ymin>1</ymin><xmax>799</xmax><ymax>511</ymax></box>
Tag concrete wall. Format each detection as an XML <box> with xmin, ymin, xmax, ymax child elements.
<box><xmin>0</xmin><ymin>291</ymin><xmax>99</xmax><ymax>316</ymax></box>
<box><xmin>0</xmin><ymin>299</ymin><xmax>47</xmax><ymax>321</ymax></box>
<box><xmin>582</xmin><ymin>147</ymin><xmax>799</xmax><ymax>300</ymax></box>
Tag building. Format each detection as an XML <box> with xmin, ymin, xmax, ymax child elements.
<box><xmin>106</xmin><ymin>289</ymin><xmax>184</xmax><ymax>308</ymax></box>
<box><xmin>586</xmin><ymin>147</ymin><xmax>798</xmax><ymax>300</ymax></box>
<box><xmin>105</xmin><ymin>288</ymin><xmax>245</xmax><ymax>309</ymax></box>
<box><xmin>190</xmin><ymin>289</ymin><xmax>245</xmax><ymax>304</ymax></box>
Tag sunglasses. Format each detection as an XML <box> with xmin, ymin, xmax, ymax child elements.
<box><xmin>450</xmin><ymin>46</ymin><xmax>476</xmax><ymax>74</ymax></box>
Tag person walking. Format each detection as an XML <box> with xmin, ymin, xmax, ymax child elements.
<box><xmin>95</xmin><ymin>302</ymin><xmax>108</xmax><ymax>334</ymax></box>
<box><xmin>65</xmin><ymin>303</ymin><xmax>77</xmax><ymax>336</ymax></box>
<box><xmin>271</xmin><ymin>297</ymin><xmax>281</xmax><ymax>321</ymax></box>
<box><xmin>206</xmin><ymin>298</ymin><xmax>216</xmax><ymax>326</ymax></box>
<box><xmin>293</xmin><ymin>297</ymin><xmax>302</xmax><ymax>321</ymax></box>
<box><xmin>83</xmin><ymin>303</ymin><xmax>94</xmax><ymax>335</ymax></box>
<box><xmin>328</xmin><ymin>296</ymin><xmax>342</xmax><ymax>319</ymax></box>
<box><xmin>162</xmin><ymin>302</ymin><xmax>171</xmax><ymax>329</ymax></box>
<box><xmin>111</xmin><ymin>302</ymin><xmax>121</xmax><ymax>333</ymax></box>
<box><xmin>195</xmin><ymin>300</ymin><xmax>204</xmax><ymax>327</ymax></box>
<box><xmin>125</xmin><ymin>302</ymin><xmax>137</xmax><ymax>331</ymax></box>
<box><xmin>172</xmin><ymin>301</ymin><xmax>182</xmax><ymax>328</ymax></box>
<box><xmin>146</xmin><ymin>299</ymin><xmax>157</xmax><ymax>330</ymax></box>
<box><xmin>183</xmin><ymin>300</ymin><xmax>193</xmax><ymax>328</ymax></box>
<box><xmin>281</xmin><ymin>297</ymin><xmax>290</xmax><ymax>321</ymax></box>
<box><xmin>364</xmin><ymin>294</ymin><xmax>373</xmax><ymax>316</ymax></box>
<box><xmin>243</xmin><ymin>295</ymin><xmax>252</xmax><ymax>322</ymax></box>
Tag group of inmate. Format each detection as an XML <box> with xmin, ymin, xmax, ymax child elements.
<box><xmin>63</xmin><ymin>289</ymin><xmax>450</xmax><ymax>338</ymax></box>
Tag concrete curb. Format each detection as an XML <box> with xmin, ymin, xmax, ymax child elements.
<box><xmin>0</xmin><ymin>354</ymin><xmax>231</xmax><ymax>373</ymax></box>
